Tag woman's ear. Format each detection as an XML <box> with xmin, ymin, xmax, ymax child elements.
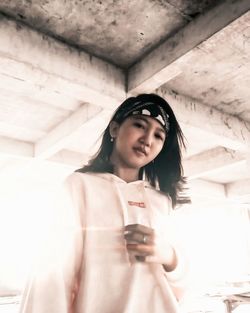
<box><xmin>109</xmin><ymin>121</ymin><xmax>120</xmax><ymax>139</ymax></box>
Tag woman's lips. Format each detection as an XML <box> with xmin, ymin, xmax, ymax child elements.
<box><xmin>133</xmin><ymin>147</ymin><xmax>147</xmax><ymax>156</ymax></box>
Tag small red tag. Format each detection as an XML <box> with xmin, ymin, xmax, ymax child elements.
<box><xmin>128</xmin><ymin>201</ymin><xmax>146</xmax><ymax>208</ymax></box>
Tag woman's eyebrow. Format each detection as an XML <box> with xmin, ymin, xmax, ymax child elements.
<box><xmin>133</xmin><ymin>116</ymin><xmax>166</xmax><ymax>134</ymax></box>
<box><xmin>133</xmin><ymin>116</ymin><xmax>148</xmax><ymax>123</ymax></box>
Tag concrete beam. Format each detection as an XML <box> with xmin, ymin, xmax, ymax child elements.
<box><xmin>0</xmin><ymin>77</ymin><xmax>80</xmax><ymax>111</ymax></box>
<box><xmin>188</xmin><ymin>179</ymin><xmax>226</xmax><ymax>206</ymax></box>
<box><xmin>189</xmin><ymin>179</ymin><xmax>226</xmax><ymax>197</ymax></box>
<box><xmin>48</xmin><ymin>150</ymin><xmax>88</xmax><ymax>168</ymax></box>
<box><xmin>0</xmin><ymin>14</ymin><xmax>126</xmax><ymax>110</ymax></box>
<box><xmin>34</xmin><ymin>104</ymin><xmax>107</xmax><ymax>159</ymax></box>
<box><xmin>226</xmin><ymin>179</ymin><xmax>250</xmax><ymax>198</ymax></box>
<box><xmin>0</xmin><ymin>137</ymin><xmax>33</xmax><ymax>159</ymax></box>
<box><xmin>184</xmin><ymin>147</ymin><xmax>246</xmax><ymax>179</ymax></box>
<box><xmin>0</xmin><ymin>144</ymin><xmax>87</xmax><ymax>176</ymax></box>
<box><xmin>128</xmin><ymin>0</ymin><xmax>250</xmax><ymax>93</ymax></box>
<box><xmin>156</xmin><ymin>88</ymin><xmax>250</xmax><ymax>151</ymax></box>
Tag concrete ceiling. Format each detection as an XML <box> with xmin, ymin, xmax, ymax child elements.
<box><xmin>0</xmin><ymin>0</ymin><xmax>250</xmax><ymax>302</ymax></box>
<box><xmin>0</xmin><ymin>0</ymin><xmax>249</xmax><ymax>205</ymax></box>
<box><xmin>0</xmin><ymin>0</ymin><xmax>250</xmax><ymax>194</ymax></box>
<box><xmin>0</xmin><ymin>0</ymin><xmax>218</xmax><ymax>68</ymax></box>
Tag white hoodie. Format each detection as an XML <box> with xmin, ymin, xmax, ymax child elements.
<box><xmin>19</xmin><ymin>172</ymin><xmax>187</xmax><ymax>313</ymax></box>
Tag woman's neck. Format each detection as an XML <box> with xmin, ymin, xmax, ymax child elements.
<box><xmin>113</xmin><ymin>166</ymin><xmax>140</xmax><ymax>183</ymax></box>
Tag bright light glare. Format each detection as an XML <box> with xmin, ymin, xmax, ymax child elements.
<box><xmin>175</xmin><ymin>203</ymin><xmax>250</xmax><ymax>312</ymax></box>
<box><xmin>0</xmin><ymin>171</ymin><xmax>68</xmax><ymax>292</ymax></box>
<box><xmin>174</xmin><ymin>204</ymin><xmax>250</xmax><ymax>287</ymax></box>
<box><xmin>0</xmin><ymin>173</ymin><xmax>250</xmax><ymax>313</ymax></box>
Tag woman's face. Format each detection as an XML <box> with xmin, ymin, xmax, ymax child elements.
<box><xmin>109</xmin><ymin>115</ymin><xmax>166</xmax><ymax>171</ymax></box>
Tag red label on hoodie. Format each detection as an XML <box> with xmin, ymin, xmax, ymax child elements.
<box><xmin>128</xmin><ymin>201</ymin><xmax>146</xmax><ymax>208</ymax></box>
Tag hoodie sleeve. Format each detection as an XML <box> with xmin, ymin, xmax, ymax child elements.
<box><xmin>19</xmin><ymin>174</ymin><xmax>84</xmax><ymax>313</ymax></box>
<box><xmin>163</xmin><ymin>209</ymin><xmax>190</xmax><ymax>301</ymax></box>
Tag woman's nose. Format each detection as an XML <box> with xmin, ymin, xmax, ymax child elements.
<box><xmin>140</xmin><ymin>131</ymin><xmax>153</xmax><ymax>146</ymax></box>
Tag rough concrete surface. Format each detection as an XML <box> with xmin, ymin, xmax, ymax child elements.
<box><xmin>164</xmin><ymin>11</ymin><xmax>250</xmax><ymax>122</ymax></box>
<box><xmin>0</xmin><ymin>0</ymin><xmax>217</xmax><ymax>67</ymax></box>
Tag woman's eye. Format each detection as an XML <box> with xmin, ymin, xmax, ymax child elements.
<box><xmin>134</xmin><ymin>122</ymin><xmax>145</xmax><ymax>129</ymax></box>
<box><xmin>155</xmin><ymin>133</ymin><xmax>164</xmax><ymax>141</ymax></box>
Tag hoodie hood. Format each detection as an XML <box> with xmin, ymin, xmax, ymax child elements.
<box><xmin>87</xmin><ymin>172</ymin><xmax>152</xmax><ymax>188</ymax></box>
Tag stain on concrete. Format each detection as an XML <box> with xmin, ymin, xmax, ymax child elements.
<box><xmin>0</xmin><ymin>0</ymin><xmax>219</xmax><ymax>68</ymax></box>
<box><xmin>220</xmin><ymin>99</ymin><xmax>242</xmax><ymax>108</ymax></box>
<box><xmin>201</xmin><ymin>87</ymin><xmax>219</xmax><ymax>98</ymax></box>
<box><xmin>239</xmin><ymin>110</ymin><xmax>250</xmax><ymax>122</ymax></box>
<box><xmin>161</xmin><ymin>0</ymin><xmax>218</xmax><ymax>15</ymax></box>
<box><xmin>243</xmin><ymin>120</ymin><xmax>250</xmax><ymax>132</ymax></box>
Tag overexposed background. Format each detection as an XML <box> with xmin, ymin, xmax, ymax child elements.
<box><xmin>1</xmin><ymin>0</ymin><xmax>250</xmax><ymax>312</ymax></box>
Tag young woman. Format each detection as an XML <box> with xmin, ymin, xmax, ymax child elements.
<box><xmin>20</xmin><ymin>93</ymin><xmax>190</xmax><ymax>313</ymax></box>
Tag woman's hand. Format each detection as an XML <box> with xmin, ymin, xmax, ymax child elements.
<box><xmin>124</xmin><ymin>224</ymin><xmax>177</xmax><ymax>272</ymax></box>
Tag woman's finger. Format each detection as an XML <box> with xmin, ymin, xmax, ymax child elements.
<box><xmin>126</xmin><ymin>243</ymin><xmax>154</xmax><ymax>256</ymax></box>
<box><xmin>124</xmin><ymin>224</ymin><xmax>154</xmax><ymax>235</ymax></box>
<box><xmin>124</xmin><ymin>231</ymin><xmax>154</xmax><ymax>244</ymax></box>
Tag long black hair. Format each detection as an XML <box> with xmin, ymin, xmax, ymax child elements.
<box><xmin>76</xmin><ymin>94</ymin><xmax>190</xmax><ymax>208</ymax></box>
